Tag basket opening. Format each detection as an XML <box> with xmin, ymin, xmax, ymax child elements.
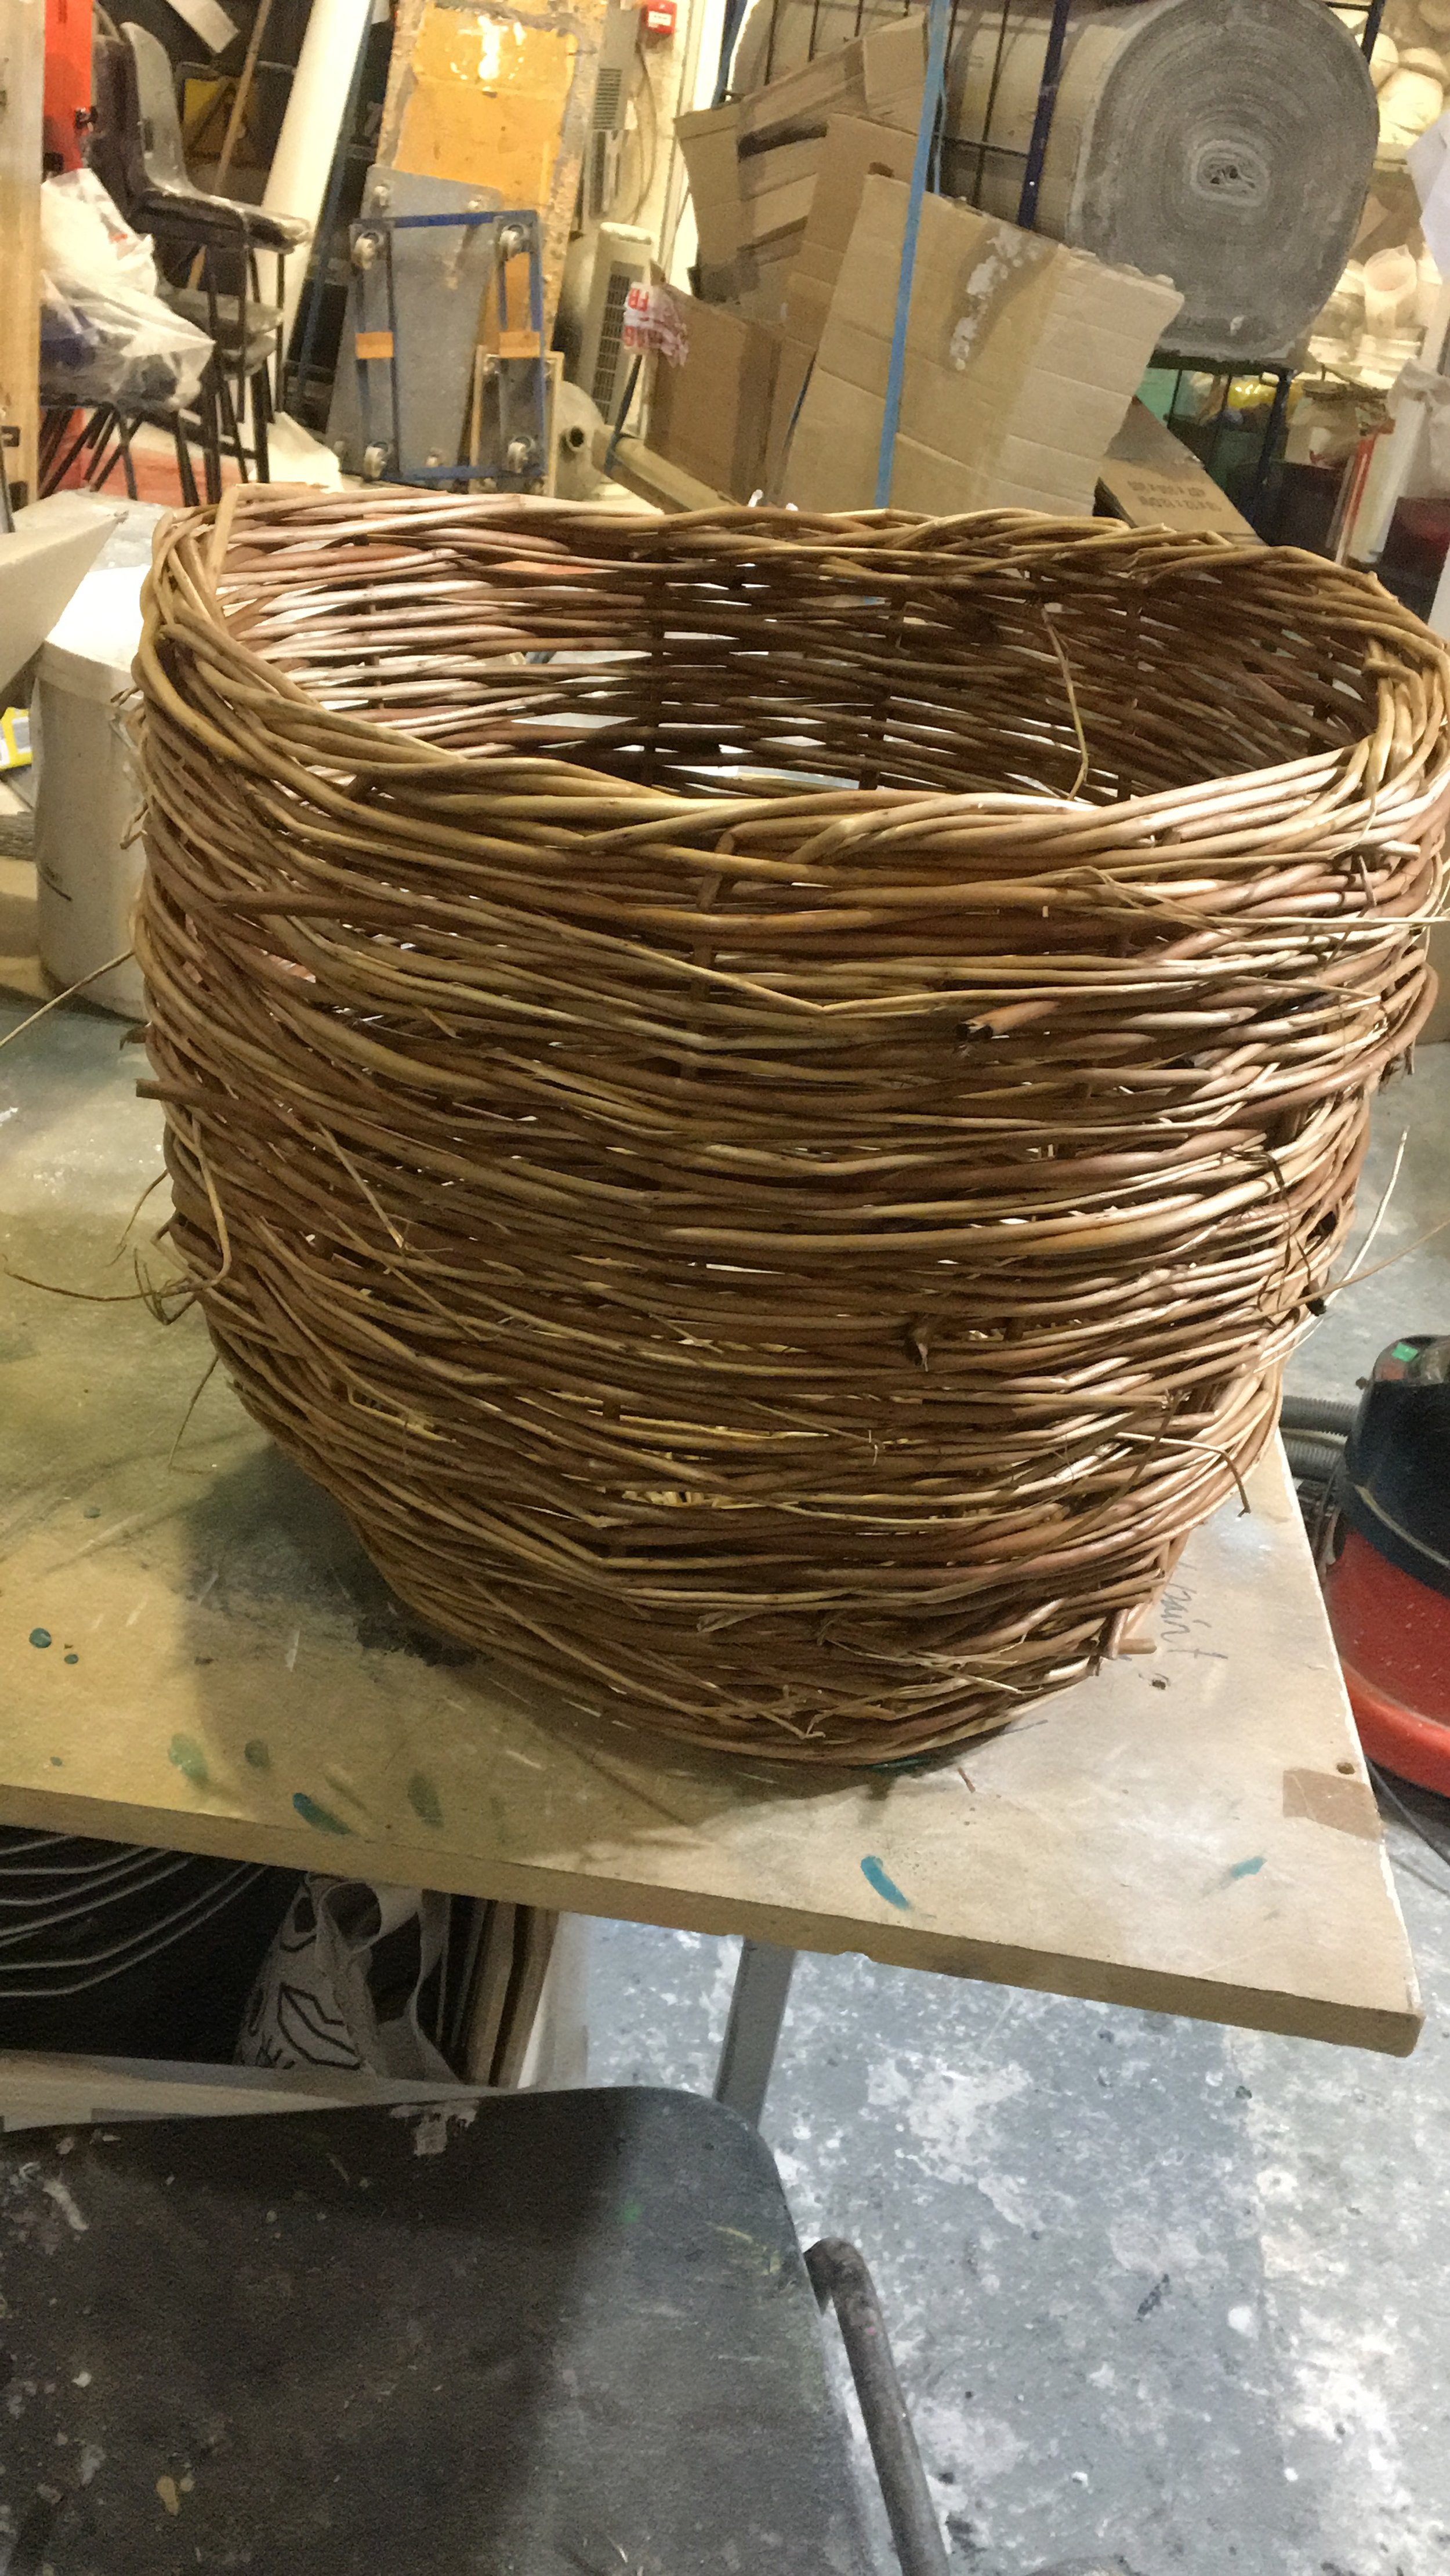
<box><xmin>235</xmin><ymin>528</ymin><xmax>1381</xmax><ymax>810</ymax></box>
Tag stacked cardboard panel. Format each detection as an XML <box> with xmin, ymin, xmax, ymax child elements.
<box><xmin>783</xmin><ymin>177</ymin><xmax>1183</xmax><ymax>514</ymax></box>
<box><xmin>647</xmin><ymin>25</ymin><xmax>1230</xmax><ymax>525</ymax></box>
<box><xmin>674</xmin><ymin>15</ymin><xmax>925</xmax><ymax>319</ymax></box>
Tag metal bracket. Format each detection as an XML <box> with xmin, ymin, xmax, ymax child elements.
<box><xmin>346</xmin><ymin>202</ymin><xmax>546</xmax><ymax>492</ymax></box>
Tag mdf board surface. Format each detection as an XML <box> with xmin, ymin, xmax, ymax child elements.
<box><xmin>0</xmin><ymin>1010</ymin><xmax>1422</xmax><ymax>2055</ymax></box>
<box><xmin>0</xmin><ymin>0</ymin><xmax>43</xmax><ymax>507</ymax></box>
<box><xmin>376</xmin><ymin>0</ymin><xmax>607</xmax><ymax>332</ymax></box>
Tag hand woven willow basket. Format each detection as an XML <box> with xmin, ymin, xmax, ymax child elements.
<box><xmin>136</xmin><ymin>493</ymin><xmax>1449</xmax><ymax>1764</ymax></box>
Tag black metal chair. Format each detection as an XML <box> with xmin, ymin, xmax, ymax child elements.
<box><xmin>86</xmin><ymin>20</ymin><xmax>309</xmax><ymax>494</ymax></box>
<box><xmin>0</xmin><ymin>2087</ymin><xmax>955</xmax><ymax>2575</ymax></box>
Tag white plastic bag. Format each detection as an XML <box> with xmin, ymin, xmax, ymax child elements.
<box><xmin>39</xmin><ymin>169</ymin><xmax>212</xmax><ymax>412</ymax></box>
<box><xmin>236</xmin><ymin>1876</ymin><xmax>455</xmax><ymax>2081</ymax></box>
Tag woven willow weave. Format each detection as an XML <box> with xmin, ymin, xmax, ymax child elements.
<box><xmin>136</xmin><ymin>492</ymin><xmax>1449</xmax><ymax>1762</ymax></box>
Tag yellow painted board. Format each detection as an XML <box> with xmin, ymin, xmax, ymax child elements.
<box><xmin>0</xmin><ymin>1015</ymin><xmax>1423</xmax><ymax>2057</ymax></box>
<box><xmin>376</xmin><ymin>0</ymin><xmax>607</xmax><ymax>333</ymax></box>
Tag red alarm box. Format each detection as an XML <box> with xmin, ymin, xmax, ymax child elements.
<box><xmin>642</xmin><ymin>0</ymin><xmax>676</xmax><ymax>37</ymax></box>
<box><xmin>45</xmin><ymin>0</ymin><xmax>93</xmax><ymax>169</ymax></box>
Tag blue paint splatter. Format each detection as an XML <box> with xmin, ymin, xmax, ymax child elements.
<box><xmin>1227</xmin><ymin>1855</ymin><xmax>1265</xmax><ymax>1881</ymax></box>
<box><xmin>861</xmin><ymin>1854</ymin><xmax>911</xmax><ymax>1910</ymax></box>
<box><xmin>29</xmin><ymin>1628</ymin><xmax>51</xmax><ymax>1649</ymax></box>
<box><xmin>293</xmin><ymin>1791</ymin><xmax>352</xmax><ymax>1836</ymax></box>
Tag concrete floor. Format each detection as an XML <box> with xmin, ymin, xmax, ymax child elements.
<box><xmin>589</xmin><ymin>1048</ymin><xmax>1450</xmax><ymax>2576</ymax></box>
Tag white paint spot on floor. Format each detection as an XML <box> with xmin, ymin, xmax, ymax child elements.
<box><xmin>1228</xmin><ymin>2304</ymin><xmax>1257</xmax><ymax>2337</ymax></box>
<box><xmin>1108</xmin><ymin>2216</ymin><xmax>1216</xmax><ymax>2284</ymax></box>
<box><xmin>40</xmin><ymin>2177</ymin><xmax>87</xmax><ymax>2234</ymax></box>
<box><xmin>866</xmin><ymin>2057</ymin><xmax>1031</xmax><ymax>2181</ymax></box>
<box><xmin>975</xmin><ymin>2169</ymin><xmax>1038</xmax><ymax>2230</ymax></box>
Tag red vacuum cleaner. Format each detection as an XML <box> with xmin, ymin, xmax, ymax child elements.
<box><xmin>1288</xmin><ymin>1336</ymin><xmax>1450</xmax><ymax>1798</ymax></box>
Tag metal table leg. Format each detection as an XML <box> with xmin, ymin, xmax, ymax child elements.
<box><xmin>713</xmin><ymin>1939</ymin><xmax>796</xmax><ymax>2126</ymax></box>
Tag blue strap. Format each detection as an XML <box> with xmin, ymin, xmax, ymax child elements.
<box><xmin>873</xmin><ymin>0</ymin><xmax>952</xmax><ymax>510</ymax></box>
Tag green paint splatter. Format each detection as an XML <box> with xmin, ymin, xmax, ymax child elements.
<box><xmin>64</xmin><ymin>1653</ymin><xmax>78</xmax><ymax>1666</ymax></box>
<box><xmin>292</xmin><ymin>1791</ymin><xmax>351</xmax><ymax>1835</ymax></box>
<box><xmin>1227</xmin><ymin>1855</ymin><xmax>1265</xmax><ymax>1882</ymax></box>
<box><xmin>82</xmin><ymin>1505</ymin><xmax>101</xmax><ymax>1520</ymax></box>
<box><xmin>29</xmin><ymin>1628</ymin><xmax>51</xmax><ymax>1649</ymax></box>
<box><xmin>168</xmin><ymin>1733</ymin><xmax>209</xmax><ymax>1788</ymax></box>
<box><xmin>619</xmin><ymin>2197</ymin><xmax>643</xmax><ymax>2227</ymax></box>
<box><xmin>407</xmin><ymin>1772</ymin><xmax>443</xmax><ymax>1829</ymax></box>
<box><xmin>244</xmin><ymin>1739</ymin><xmax>271</xmax><ymax>1771</ymax></box>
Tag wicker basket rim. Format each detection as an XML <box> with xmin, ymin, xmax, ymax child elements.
<box><xmin>140</xmin><ymin>492</ymin><xmax>1450</xmax><ymax>842</ymax></box>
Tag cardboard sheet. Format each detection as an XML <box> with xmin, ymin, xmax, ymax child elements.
<box><xmin>784</xmin><ymin>176</ymin><xmax>1183</xmax><ymax>516</ymax></box>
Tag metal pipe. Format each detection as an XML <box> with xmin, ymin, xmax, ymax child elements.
<box><xmin>806</xmin><ymin>2240</ymin><xmax>950</xmax><ymax>2576</ymax></box>
<box><xmin>1015</xmin><ymin>0</ymin><xmax>1072</xmax><ymax>229</ymax></box>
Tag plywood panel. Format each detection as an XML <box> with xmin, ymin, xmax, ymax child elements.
<box><xmin>0</xmin><ymin>0</ymin><xmax>44</xmax><ymax>507</ymax></box>
<box><xmin>377</xmin><ymin>0</ymin><xmax>607</xmax><ymax>331</ymax></box>
<box><xmin>0</xmin><ymin>1017</ymin><xmax>1423</xmax><ymax>2056</ymax></box>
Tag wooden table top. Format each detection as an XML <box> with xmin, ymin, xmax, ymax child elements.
<box><xmin>0</xmin><ymin>1008</ymin><xmax>1421</xmax><ymax>2055</ymax></box>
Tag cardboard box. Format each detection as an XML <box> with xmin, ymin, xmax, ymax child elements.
<box><xmin>734</xmin><ymin>14</ymin><xmax>925</xmax><ymax>147</ymax></box>
<box><xmin>647</xmin><ymin>296</ymin><xmax>782</xmax><ymax>500</ymax></box>
<box><xmin>782</xmin><ymin>114</ymin><xmax>919</xmax><ymax>351</ymax></box>
<box><xmin>1097</xmin><ymin>398</ymin><xmax>1261</xmax><ymax>544</ymax></box>
<box><xmin>783</xmin><ymin>177</ymin><xmax>1183</xmax><ymax>517</ymax></box>
<box><xmin>677</xmin><ymin>20</ymin><xmax>923</xmax><ymax>297</ymax></box>
<box><xmin>679</xmin><ymin>117</ymin><xmax>822</xmax><ymax>271</ymax></box>
<box><xmin>677</xmin><ymin>103</ymin><xmax>750</xmax><ymax>273</ymax></box>
<box><xmin>762</xmin><ymin>115</ymin><xmax>919</xmax><ymax>494</ymax></box>
<box><xmin>763</xmin><ymin>332</ymin><xmax>817</xmax><ymax>497</ymax></box>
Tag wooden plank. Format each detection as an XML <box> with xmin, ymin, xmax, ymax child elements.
<box><xmin>493</xmin><ymin>1908</ymin><xmax>558</xmax><ymax>2088</ymax></box>
<box><xmin>463</xmin><ymin>1903</ymin><xmax>516</xmax><ymax>2081</ymax></box>
<box><xmin>0</xmin><ymin>2052</ymin><xmax>492</xmax><ymax>2132</ymax></box>
<box><xmin>0</xmin><ymin>0</ymin><xmax>44</xmax><ymax>508</ymax></box>
<box><xmin>0</xmin><ymin>1013</ymin><xmax>1423</xmax><ymax>2056</ymax></box>
<box><xmin>592</xmin><ymin>427</ymin><xmax>722</xmax><ymax>513</ymax></box>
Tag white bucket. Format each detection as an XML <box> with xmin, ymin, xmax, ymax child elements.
<box><xmin>32</xmin><ymin>564</ymin><xmax>147</xmax><ymax>1021</ymax></box>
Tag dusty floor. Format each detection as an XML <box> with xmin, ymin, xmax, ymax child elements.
<box><xmin>589</xmin><ymin>1048</ymin><xmax>1450</xmax><ymax>2576</ymax></box>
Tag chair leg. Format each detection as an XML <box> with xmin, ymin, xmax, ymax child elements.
<box><xmin>212</xmin><ymin>353</ymin><xmax>249</xmax><ymax>483</ymax></box>
<box><xmin>46</xmin><ymin>408</ymin><xmax>99</xmax><ymax>494</ymax></box>
<box><xmin>199</xmin><ymin>364</ymin><xmax>223</xmax><ymax>505</ymax></box>
<box><xmin>199</xmin><ymin>256</ymin><xmax>237</xmax><ymax>491</ymax></box>
<box><xmin>84</xmin><ymin>410</ymin><xmax>122</xmax><ymax>491</ymax></box>
<box><xmin>250</xmin><ymin>369</ymin><xmax>270</xmax><ymax>482</ymax></box>
<box><xmin>115</xmin><ymin>416</ymin><xmax>139</xmax><ymax>500</ymax></box>
<box><xmin>172</xmin><ymin>412</ymin><xmax>200</xmax><ymax>509</ymax></box>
